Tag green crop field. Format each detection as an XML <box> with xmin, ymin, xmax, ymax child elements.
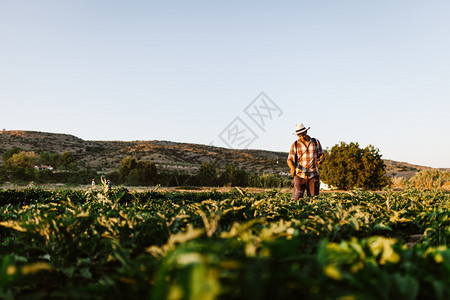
<box><xmin>0</xmin><ymin>186</ymin><xmax>449</xmax><ymax>299</ymax></box>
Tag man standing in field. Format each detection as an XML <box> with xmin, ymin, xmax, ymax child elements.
<box><xmin>287</xmin><ymin>123</ymin><xmax>325</xmax><ymax>200</ymax></box>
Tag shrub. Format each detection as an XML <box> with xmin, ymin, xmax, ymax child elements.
<box><xmin>196</xmin><ymin>162</ymin><xmax>219</xmax><ymax>186</ymax></box>
<box><xmin>35</xmin><ymin>169</ymin><xmax>53</xmax><ymax>183</ymax></box>
<box><xmin>38</xmin><ymin>151</ymin><xmax>60</xmax><ymax>168</ymax></box>
<box><xmin>218</xmin><ymin>165</ymin><xmax>249</xmax><ymax>187</ymax></box>
<box><xmin>119</xmin><ymin>157</ymin><xmax>157</xmax><ymax>186</ymax></box>
<box><xmin>390</xmin><ymin>176</ymin><xmax>407</xmax><ymax>189</ymax></box>
<box><xmin>321</xmin><ymin>142</ymin><xmax>390</xmax><ymax>190</ymax></box>
<box><xmin>4</xmin><ymin>151</ymin><xmax>37</xmax><ymax>170</ymax></box>
<box><xmin>409</xmin><ymin>170</ymin><xmax>450</xmax><ymax>188</ymax></box>
<box><xmin>57</xmin><ymin>151</ymin><xmax>78</xmax><ymax>171</ymax></box>
<box><xmin>119</xmin><ymin>156</ymin><xmax>138</xmax><ymax>182</ymax></box>
<box><xmin>9</xmin><ymin>167</ymin><xmax>35</xmax><ymax>182</ymax></box>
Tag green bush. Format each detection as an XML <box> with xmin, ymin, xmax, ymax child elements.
<box><xmin>34</xmin><ymin>169</ymin><xmax>53</xmax><ymax>183</ymax></box>
<box><xmin>218</xmin><ymin>164</ymin><xmax>249</xmax><ymax>187</ymax></box>
<box><xmin>119</xmin><ymin>156</ymin><xmax>138</xmax><ymax>182</ymax></box>
<box><xmin>196</xmin><ymin>162</ymin><xmax>219</xmax><ymax>186</ymax></box>
<box><xmin>321</xmin><ymin>142</ymin><xmax>390</xmax><ymax>190</ymax></box>
<box><xmin>119</xmin><ymin>157</ymin><xmax>157</xmax><ymax>186</ymax></box>
<box><xmin>8</xmin><ymin>167</ymin><xmax>35</xmax><ymax>182</ymax></box>
<box><xmin>38</xmin><ymin>151</ymin><xmax>60</xmax><ymax>168</ymax></box>
<box><xmin>57</xmin><ymin>151</ymin><xmax>78</xmax><ymax>171</ymax></box>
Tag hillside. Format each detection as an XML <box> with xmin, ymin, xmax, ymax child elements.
<box><xmin>0</xmin><ymin>130</ymin><xmax>445</xmax><ymax>178</ymax></box>
<box><xmin>0</xmin><ymin>130</ymin><xmax>286</xmax><ymax>175</ymax></box>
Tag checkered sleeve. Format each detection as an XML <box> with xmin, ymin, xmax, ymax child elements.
<box><xmin>287</xmin><ymin>141</ymin><xmax>296</xmax><ymax>163</ymax></box>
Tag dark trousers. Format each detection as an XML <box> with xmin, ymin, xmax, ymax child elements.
<box><xmin>293</xmin><ymin>175</ymin><xmax>320</xmax><ymax>200</ymax></box>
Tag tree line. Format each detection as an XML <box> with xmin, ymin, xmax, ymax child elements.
<box><xmin>0</xmin><ymin>147</ymin><xmax>95</xmax><ymax>184</ymax></box>
<box><xmin>111</xmin><ymin>157</ymin><xmax>292</xmax><ymax>188</ymax></box>
<box><xmin>0</xmin><ymin>148</ymin><xmax>292</xmax><ymax>188</ymax></box>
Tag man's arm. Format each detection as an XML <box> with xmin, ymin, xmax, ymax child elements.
<box><xmin>287</xmin><ymin>159</ymin><xmax>296</xmax><ymax>176</ymax></box>
<box><xmin>287</xmin><ymin>142</ymin><xmax>296</xmax><ymax>176</ymax></box>
<box><xmin>316</xmin><ymin>139</ymin><xmax>325</xmax><ymax>165</ymax></box>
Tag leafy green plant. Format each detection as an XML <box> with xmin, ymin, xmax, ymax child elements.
<box><xmin>321</xmin><ymin>142</ymin><xmax>390</xmax><ymax>190</ymax></box>
<box><xmin>0</xmin><ymin>188</ymin><xmax>448</xmax><ymax>298</ymax></box>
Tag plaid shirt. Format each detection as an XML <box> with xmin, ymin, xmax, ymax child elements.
<box><xmin>287</xmin><ymin>137</ymin><xmax>324</xmax><ymax>178</ymax></box>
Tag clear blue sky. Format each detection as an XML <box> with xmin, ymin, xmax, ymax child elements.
<box><xmin>1</xmin><ymin>1</ymin><xmax>449</xmax><ymax>168</ymax></box>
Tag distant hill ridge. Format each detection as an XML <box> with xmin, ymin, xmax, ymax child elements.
<box><xmin>0</xmin><ymin>130</ymin><xmax>445</xmax><ymax>178</ymax></box>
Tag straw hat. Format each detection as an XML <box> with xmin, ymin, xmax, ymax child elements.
<box><xmin>293</xmin><ymin>123</ymin><xmax>310</xmax><ymax>135</ymax></box>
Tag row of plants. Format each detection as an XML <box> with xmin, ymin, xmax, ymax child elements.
<box><xmin>0</xmin><ymin>187</ymin><xmax>448</xmax><ymax>299</ymax></box>
<box><xmin>0</xmin><ymin>187</ymin><xmax>242</xmax><ymax>206</ymax></box>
